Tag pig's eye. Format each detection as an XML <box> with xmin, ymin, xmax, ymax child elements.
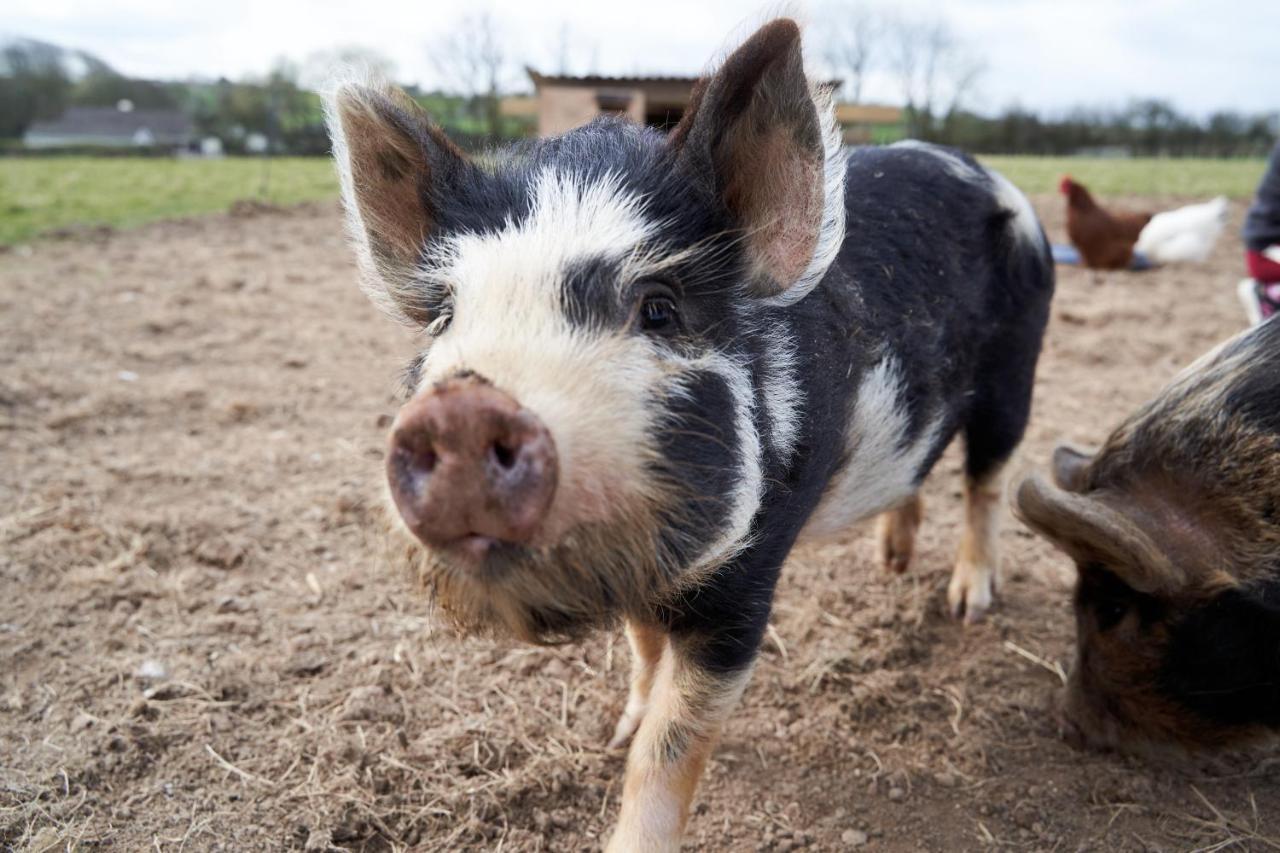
<box><xmin>1094</xmin><ymin>599</ymin><xmax>1128</xmax><ymax>630</ymax></box>
<box><xmin>636</xmin><ymin>291</ymin><xmax>680</xmax><ymax>335</ymax></box>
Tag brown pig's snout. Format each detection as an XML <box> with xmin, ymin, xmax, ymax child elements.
<box><xmin>387</xmin><ymin>378</ymin><xmax>558</xmax><ymax>553</ymax></box>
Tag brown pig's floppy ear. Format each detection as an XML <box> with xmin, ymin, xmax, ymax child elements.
<box><xmin>324</xmin><ymin>78</ymin><xmax>468</xmax><ymax>324</ymax></box>
<box><xmin>1013</xmin><ymin>472</ymin><xmax>1187</xmax><ymax>595</ymax></box>
<box><xmin>669</xmin><ymin>18</ymin><xmax>844</xmax><ymax>305</ymax></box>
<box><xmin>1051</xmin><ymin>444</ymin><xmax>1095</xmax><ymax>492</ymax></box>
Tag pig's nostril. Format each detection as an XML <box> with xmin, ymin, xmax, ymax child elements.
<box><xmin>491</xmin><ymin>440</ymin><xmax>517</xmax><ymax>470</ymax></box>
<box><xmin>392</xmin><ymin>438</ymin><xmax>438</xmax><ymax>478</ymax></box>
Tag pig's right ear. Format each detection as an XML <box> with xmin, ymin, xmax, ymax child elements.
<box><xmin>1051</xmin><ymin>444</ymin><xmax>1095</xmax><ymax>492</ymax></box>
<box><xmin>324</xmin><ymin>79</ymin><xmax>467</xmax><ymax>324</ymax></box>
<box><xmin>669</xmin><ymin>19</ymin><xmax>844</xmax><ymax>305</ymax></box>
<box><xmin>1013</xmin><ymin>473</ymin><xmax>1186</xmax><ymax>595</ymax></box>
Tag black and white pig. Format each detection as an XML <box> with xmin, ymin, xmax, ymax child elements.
<box><xmin>1015</xmin><ymin>317</ymin><xmax>1280</xmax><ymax>752</ymax></box>
<box><xmin>325</xmin><ymin>19</ymin><xmax>1053</xmax><ymax>850</ymax></box>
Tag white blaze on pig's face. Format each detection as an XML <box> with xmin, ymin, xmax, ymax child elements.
<box><xmin>411</xmin><ymin>169</ymin><xmax>674</xmax><ymax>545</ymax></box>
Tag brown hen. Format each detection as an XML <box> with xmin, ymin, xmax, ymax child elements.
<box><xmin>1060</xmin><ymin>176</ymin><xmax>1153</xmax><ymax>270</ymax></box>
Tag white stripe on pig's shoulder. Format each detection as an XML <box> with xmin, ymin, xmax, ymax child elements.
<box><xmin>798</xmin><ymin>356</ymin><xmax>943</xmax><ymax>542</ymax></box>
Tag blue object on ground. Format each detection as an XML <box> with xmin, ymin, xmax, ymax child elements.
<box><xmin>1051</xmin><ymin>243</ymin><xmax>1155</xmax><ymax>271</ymax></box>
<box><xmin>1051</xmin><ymin>243</ymin><xmax>1080</xmax><ymax>265</ymax></box>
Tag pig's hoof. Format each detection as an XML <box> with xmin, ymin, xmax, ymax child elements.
<box><xmin>947</xmin><ymin>567</ymin><xmax>995</xmax><ymax>624</ymax></box>
<box><xmin>879</xmin><ymin>545</ymin><xmax>911</xmax><ymax>575</ymax></box>
<box><xmin>608</xmin><ymin>704</ymin><xmax>646</xmax><ymax>750</ymax></box>
<box><xmin>875</xmin><ymin>512</ymin><xmax>915</xmax><ymax>574</ymax></box>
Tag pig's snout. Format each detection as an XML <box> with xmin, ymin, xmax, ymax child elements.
<box><xmin>387</xmin><ymin>378</ymin><xmax>558</xmax><ymax>556</ymax></box>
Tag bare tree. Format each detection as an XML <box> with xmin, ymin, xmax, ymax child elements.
<box><xmin>884</xmin><ymin>15</ymin><xmax>984</xmax><ymax>139</ymax></box>
<box><xmin>821</xmin><ymin>3</ymin><xmax>881</xmax><ymax>104</ymax></box>
<box><xmin>428</xmin><ymin>12</ymin><xmax>510</xmax><ymax>139</ymax></box>
<box><xmin>941</xmin><ymin>52</ymin><xmax>985</xmax><ymax>133</ymax></box>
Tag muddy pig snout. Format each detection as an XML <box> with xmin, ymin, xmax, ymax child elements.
<box><xmin>387</xmin><ymin>378</ymin><xmax>558</xmax><ymax>555</ymax></box>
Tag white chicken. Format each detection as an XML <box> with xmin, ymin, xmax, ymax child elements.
<box><xmin>1135</xmin><ymin>196</ymin><xmax>1229</xmax><ymax>265</ymax></box>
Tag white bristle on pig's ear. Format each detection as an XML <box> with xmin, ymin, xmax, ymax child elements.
<box><xmin>708</xmin><ymin>3</ymin><xmax>809</xmax><ymax>66</ymax></box>
<box><xmin>321</xmin><ymin>68</ymin><xmax>459</xmax><ymax>326</ymax></box>
<box><xmin>766</xmin><ymin>78</ymin><xmax>847</xmax><ymax>308</ymax></box>
<box><xmin>676</xmin><ymin>18</ymin><xmax>848</xmax><ymax>306</ymax></box>
<box><xmin>322</xmin><ymin>68</ymin><xmax>407</xmax><ymax>323</ymax></box>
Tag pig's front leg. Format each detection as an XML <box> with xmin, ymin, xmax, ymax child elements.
<box><xmin>605</xmin><ymin>629</ymin><xmax>756</xmax><ymax>852</ymax></box>
<box><xmin>609</xmin><ymin>619</ymin><xmax>669</xmax><ymax>749</ymax></box>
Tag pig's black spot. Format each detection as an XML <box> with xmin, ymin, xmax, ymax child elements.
<box><xmin>652</xmin><ymin>369</ymin><xmax>739</xmax><ymax>566</ymax></box>
<box><xmin>561</xmin><ymin>256</ymin><xmax>624</xmax><ymax>330</ymax></box>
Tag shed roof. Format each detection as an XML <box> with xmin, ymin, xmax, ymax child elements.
<box><xmin>526</xmin><ymin>68</ymin><xmax>844</xmax><ymax>96</ymax></box>
<box><xmin>527</xmin><ymin>69</ymin><xmax>701</xmax><ymax>88</ymax></box>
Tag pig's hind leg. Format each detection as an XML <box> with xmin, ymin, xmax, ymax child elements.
<box><xmin>950</xmin><ymin>334</ymin><xmax>1041</xmax><ymax>623</ymax></box>
<box><xmin>876</xmin><ymin>494</ymin><xmax>924</xmax><ymax>574</ymax></box>
<box><xmin>949</xmin><ymin>466</ymin><xmax>1006</xmax><ymax>623</ymax></box>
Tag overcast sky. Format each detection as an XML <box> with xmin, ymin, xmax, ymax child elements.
<box><xmin>5</xmin><ymin>0</ymin><xmax>1276</xmax><ymax>117</ymax></box>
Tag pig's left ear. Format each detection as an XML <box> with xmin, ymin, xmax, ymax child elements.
<box><xmin>1051</xmin><ymin>444</ymin><xmax>1095</xmax><ymax>492</ymax></box>
<box><xmin>324</xmin><ymin>78</ymin><xmax>468</xmax><ymax>324</ymax></box>
<box><xmin>670</xmin><ymin>19</ymin><xmax>845</xmax><ymax>305</ymax></box>
<box><xmin>1013</xmin><ymin>473</ymin><xmax>1187</xmax><ymax>595</ymax></box>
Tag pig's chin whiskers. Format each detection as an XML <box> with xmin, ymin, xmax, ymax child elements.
<box><xmin>391</xmin><ymin>503</ymin><xmax>690</xmax><ymax>644</ymax></box>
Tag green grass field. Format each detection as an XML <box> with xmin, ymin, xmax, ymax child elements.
<box><xmin>0</xmin><ymin>157</ymin><xmax>337</xmax><ymax>244</ymax></box>
<box><xmin>979</xmin><ymin>155</ymin><xmax>1268</xmax><ymax>198</ymax></box>
<box><xmin>0</xmin><ymin>154</ymin><xmax>1268</xmax><ymax>245</ymax></box>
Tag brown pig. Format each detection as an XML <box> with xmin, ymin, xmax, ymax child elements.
<box><xmin>1015</xmin><ymin>319</ymin><xmax>1280</xmax><ymax>750</ymax></box>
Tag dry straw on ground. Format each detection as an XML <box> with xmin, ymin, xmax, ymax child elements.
<box><xmin>3</xmin><ymin>197</ymin><xmax>1278</xmax><ymax>850</ymax></box>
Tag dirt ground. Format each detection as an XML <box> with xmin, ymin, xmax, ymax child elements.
<box><xmin>3</xmin><ymin>195</ymin><xmax>1278</xmax><ymax>852</ymax></box>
